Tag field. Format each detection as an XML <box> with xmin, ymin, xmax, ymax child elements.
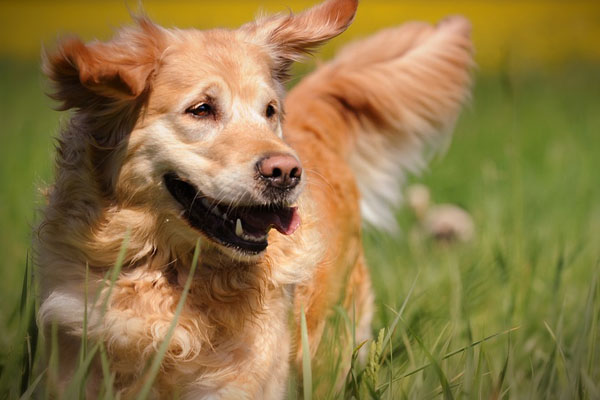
<box><xmin>1</xmin><ymin>56</ymin><xmax>599</xmax><ymax>399</ymax></box>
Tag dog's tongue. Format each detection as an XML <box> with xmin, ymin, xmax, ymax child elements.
<box><xmin>241</xmin><ymin>206</ymin><xmax>301</xmax><ymax>235</ymax></box>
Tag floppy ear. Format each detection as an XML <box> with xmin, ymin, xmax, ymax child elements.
<box><xmin>241</xmin><ymin>0</ymin><xmax>358</xmax><ymax>80</ymax></box>
<box><xmin>43</xmin><ymin>18</ymin><xmax>164</xmax><ymax>110</ymax></box>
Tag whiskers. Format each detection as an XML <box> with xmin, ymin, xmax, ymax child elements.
<box><xmin>304</xmin><ymin>168</ymin><xmax>336</xmax><ymax>195</ymax></box>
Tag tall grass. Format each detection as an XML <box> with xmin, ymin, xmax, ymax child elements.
<box><xmin>1</xmin><ymin>61</ymin><xmax>599</xmax><ymax>398</ymax></box>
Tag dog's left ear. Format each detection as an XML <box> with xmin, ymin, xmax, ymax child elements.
<box><xmin>241</xmin><ymin>0</ymin><xmax>358</xmax><ymax>80</ymax></box>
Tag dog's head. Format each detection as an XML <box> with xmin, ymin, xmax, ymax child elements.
<box><xmin>43</xmin><ymin>0</ymin><xmax>357</xmax><ymax>256</ymax></box>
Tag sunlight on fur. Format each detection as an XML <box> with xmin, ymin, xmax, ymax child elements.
<box><xmin>35</xmin><ymin>0</ymin><xmax>473</xmax><ymax>397</ymax></box>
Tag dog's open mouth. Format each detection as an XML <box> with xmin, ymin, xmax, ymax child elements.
<box><xmin>164</xmin><ymin>173</ymin><xmax>300</xmax><ymax>254</ymax></box>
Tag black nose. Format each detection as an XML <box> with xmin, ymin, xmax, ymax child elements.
<box><xmin>257</xmin><ymin>154</ymin><xmax>302</xmax><ymax>189</ymax></box>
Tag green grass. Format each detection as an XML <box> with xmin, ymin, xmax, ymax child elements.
<box><xmin>1</xmin><ymin>59</ymin><xmax>599</xmax><ymax>398</ymax></box>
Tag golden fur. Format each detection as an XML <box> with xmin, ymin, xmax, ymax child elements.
<box><xmin>36</xmin><ymin>0</ymin><xmax>473</xmax><ymax>397</ymax></box>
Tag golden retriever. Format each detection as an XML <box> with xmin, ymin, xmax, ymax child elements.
<box><xmin>36</xmin><ymin>0</ymin><xmax>473</xmax><ymax>397</ymax></box>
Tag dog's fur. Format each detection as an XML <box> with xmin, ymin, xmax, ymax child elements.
<box><xmin>36</xmin><ymin>0</ymin><xmax>473</xmax><ymax>397</ymax></box>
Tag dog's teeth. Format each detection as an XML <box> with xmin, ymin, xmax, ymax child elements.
<box><xmin>235</xmin><ymin>219</ymin><xmax>243</xmax><ymax>237</ymax></box>
<box><xmin>242</xmin><ymin>233</ymin><xmax>267</xmax><ymax>243</ymax></box>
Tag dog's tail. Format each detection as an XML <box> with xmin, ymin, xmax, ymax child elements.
<box><xmin>285</xmin><ymin>17</ymin><xmax>474</xmax><ymax>231</ymax></box>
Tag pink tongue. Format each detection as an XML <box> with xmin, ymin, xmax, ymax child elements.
<box><xmin>240</xmin><ymin>207</ymin><xmax>301</xmax><ymax>236</ymax></box>
<box><xmin>276</xmin><ymin>207</ymin><xmax>301</xmax><ymax>235</ymax></box>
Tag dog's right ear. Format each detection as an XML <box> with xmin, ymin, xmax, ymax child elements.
<box><xmin>43</xmin><ymin>18</ymin><xmax>164</xmax><ymax>110</ymax></box>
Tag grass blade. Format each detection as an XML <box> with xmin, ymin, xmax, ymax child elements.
<box><xmin>18</xmin><ymin>369</ymin><xmax>46</xmax><ymax>400</ymax></box>
<box><xmin>63</xmin><ymin>343</ymin><xmax>101</xmax><ymax>399</ymax></box>
<box><xmin>99</xmin><ymin>342</ymin><xmax>116</xmax><ymax>399</ymax></box>
<box><xmin>410</xmin><ymin>329</ymin><xmax>454</xmax><ymax>400</ymax></box>
<box><xmin>543</xmin><ymin>320</ymin><xmax>571</xmax><ymax>386</ymax></box>
<box><xmin>62</xmin><ymin>233</ymin><xmax>130</xmax><ymax>398</ymax></box>
<box><xmin>78</xmin><ymin>262</ymin><xmax>90</xmax><ymax>400</ymax></box>
<box><xmin>300</xmin><ymin>305</ymin><xmax>312</xmax><ymax>400</ymax></box>
<box><xmin>19</xmin><ymin>253</ymin><xmax>36</xmax><ymax>395</ymax></box>
<box><xmin>379</xmin><ymin>326</ymin><xmax>520</xmax><ymax>390</ymax></box>
<box><xmin>383</xmin><ymin>272</ymin><xmax>419</xmax><ymax>347</ymax></box>
<box><xmin>100</xmin><ymin>232</ymin><xmax>130</xmax><ymax>314</ymax></box>
<box><xmin>491</xmin><ymin>345</ymin><xmax>510</xmax><ymax>399</ymax></box>
<box><xmin>135</xmin><ymin>239</ymin><xmax>201</xmax><ymax>400</ymax></box>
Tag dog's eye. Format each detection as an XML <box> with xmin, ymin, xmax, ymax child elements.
<box><xmin>266</xmin><ymin>104</ymin><xmax>276</xmax><ymax>119</ymax></box>
<box><xmin>186</xmin><ymin>103</ymin><xmax>214</xmax><ymax>118</ymax></box>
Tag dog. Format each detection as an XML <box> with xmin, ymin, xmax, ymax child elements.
<box><xmin>36</xmin><ymin>0</ymin><xmax>473</xmax><ymax>397</ymax></box>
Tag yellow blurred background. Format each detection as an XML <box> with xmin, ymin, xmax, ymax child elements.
<box><xmin>1</xmin><ymin>0</ymin><xmax>599</xmax><ymax>73</ymax></box>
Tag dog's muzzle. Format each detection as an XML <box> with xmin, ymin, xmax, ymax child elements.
<box><xmin>164</xmin><ymin>172</ymin><xmax>301</xmax><ymax>254</ymax></box>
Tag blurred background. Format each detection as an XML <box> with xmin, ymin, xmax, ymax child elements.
<box><xmin>1</xmin><ymin>1</ymin><xmax>599</xmax><ymax>70</ymax></box>
<box><xmin>0</xmin><ymin>1</ymin><xmax>599</xmax><ymax>397</ymax></box>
